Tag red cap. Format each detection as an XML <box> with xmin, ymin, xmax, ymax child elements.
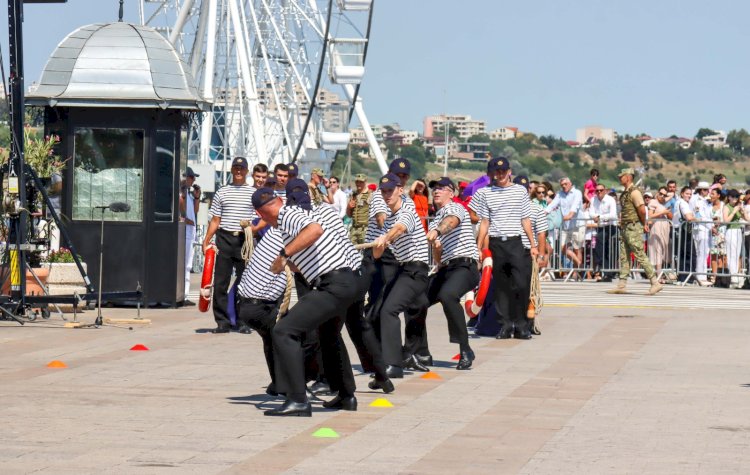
<box><xmin>367</xmin><ymin>183</ymin><xmax>377</xmax><ymax>191</ymax></box>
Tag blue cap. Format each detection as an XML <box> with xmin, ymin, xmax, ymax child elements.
<box><xmin>252</xmin><ymin>187</ymin><xmax>277</xmax><ymax>209</ymax></box>
<box><xmin>286</xmin><ymin>178</ymin><xmax>309</xmax><ymax>195</ymax></box>
<box><xmin>513</xmin><ymin>175</ymin><xmax>530</xmax><ymax>190</ymax></box>
<box><xmin>287</xmin><ymin>190</ymin><xmax>313</xmax><ymax>210</ymax></box>
<box><xmin>287</xmin><ymin>163</ymin><xmax>299</xmax><ymax>177</ymax></box>
<box><xmin>379</xmin><ymin>173</ymin><xmax>401</xmax><ymax>191</ymax></box>
<box><xmin>428</xmin><ymin>176</ymin><xmax>455</xmax><ymax>191</ymax></box>
<box><xmin>488</xmin><ymin>156</ymin><xmax>510</xmax><ymax>172</ymax></box>
<box><xmin>231</xmin><ymin>156</ymin><xmax>249</xmax><ymax>169</ymax></box>
<box><xmin>265</xmin><ymin>176</ymin><xmax>277</xmax><ymax>186</ymax></box>
<box><xmin>388</xmin><ymin>158</ymin><xmax>411</xmax><ymax>175</ymax></box>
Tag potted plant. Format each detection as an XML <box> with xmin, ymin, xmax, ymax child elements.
<box><xmin>44</xmin><ymin>248</ymin><xmax>87</xmax><ymax>296</ymax></box>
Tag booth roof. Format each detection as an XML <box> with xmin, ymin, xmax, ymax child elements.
<box><xmin>27</xmin><ymin>22</ymin><xmax>205</xmax><ymax>110</ymax></box>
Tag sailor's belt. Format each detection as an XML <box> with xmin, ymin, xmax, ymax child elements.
<box><xmin>490</xmin><ymin>235</ymin><xmax>521</xmax><ymax>242</ymax></box>
<box><xmin>219</xmin><ymin>228</ymin><xmax>242</xmax><ymax>236</ymax></box>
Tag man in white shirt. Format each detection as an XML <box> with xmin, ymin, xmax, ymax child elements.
<box><xmin>691</xmin><ymin>181</ymin><xmax>712</xmax><ymax>285</ymax></box>
<box><xmin>179</xmin><ymin>167</ymin><xmax>201</xmax><ymax>305</ymax></box>
<box><xmin>546</xmin><ymin>177</ymin><xmax>583</xmax><ymax>270</ymax></box>
<box><xmin>328</xmin><ymin>175</ymin><xmax>348</xmax><ymax>219</ymax></box>
<box><xmin>590</xmin><ymin>183</ymin><xmax>618</xmax><ymax>280</ymax></box>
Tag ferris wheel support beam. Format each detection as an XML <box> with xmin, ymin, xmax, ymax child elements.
<box><xmin>168</xmin><ymin>0</ymin><xmax>196</xmax><ymax>45</ymax></box>
<box><xmin>199</xmin><ymin>0</ymin><xmax>219</xmax><ymax>164</ymax></box>
<box><xmin>352</xmin><ymin>96</ymin><xmax>387</xmax><ymax>174</ymax></box>
<box><xmin>189</xmin><ymin>1</ymin><xmax>210</xmax><ymax>79</ymax></box>
<box><xmin>228</xmin><ymin>0</ymin><xmax>268</xmax><ymax>164</ymax></box>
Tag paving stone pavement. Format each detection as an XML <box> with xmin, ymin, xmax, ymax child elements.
<box><xmin>2</xmin><ymin>287</ymin><xmax>750</xmax><ymax>474</ymax></box>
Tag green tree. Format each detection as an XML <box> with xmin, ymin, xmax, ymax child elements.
<box><xmin>695</xmin><ymin>128</ymin><xmax>718</xmax><ymax>139</ymax></box>
<box><xmin>726</xmin><ymin>129</ymin><xmax>750</xmax><ymax>154</ymax></box>
<box><xmin>466</xmin><ymin>133</ymin><xmax>490</xmax><ymax>143</ymax></box>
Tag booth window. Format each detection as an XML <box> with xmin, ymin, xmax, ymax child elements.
<box><xmin>72</xmin><ymin>128</ymin><xmax>144</xmax><ymax>222</ymax></box>
<box><xmin>154</xmin><ymin>130</ymin><xmax>176</xmax><ymax>222</ymax></box>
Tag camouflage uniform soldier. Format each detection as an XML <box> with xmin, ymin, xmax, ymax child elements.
<box><xmin>308</xmin><ymin>168</ymin><xmax>328</xmax><ymax>206</ymax></box>
<box><xmin>347</xmin><ymin>173</ymin><xmax>370</xmax><ymax>245</ymax></box>
<box><xmin>607</xmin><ymin>168</ymin><xmax>663</xmax><ymax>295</ymax></box>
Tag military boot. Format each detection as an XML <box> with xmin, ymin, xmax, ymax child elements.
<box><xmin>606</xmin><ymin>279</ymin><xmax>628</xmax><ymax>294</ymax></box>
<box><xmin>647</xmin><ymin>276</ymin><xmax>664</xmax><ymax>295</ymax></box>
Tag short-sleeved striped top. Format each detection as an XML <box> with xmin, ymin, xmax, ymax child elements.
<box><xmin>429</xmin><ymin>202</ymin><xmax>479</xmax><ymax>263</ymax></box>
<box><xmin>469</xmin><ymin>184</ymin><xmax>532</xmax><ymax>245</ymax></box>
<box><xmin>208</xmin><ymin>183</ymin><xmax>257</xmax><ymax>232</ymax></box>
<box><xmin>366</xmin><ymin>190</ymin><xmax>415</xmax><ymax>242</ymax></box>
<box><xmin>274</xmin><ymin>188</ymin><xmax>287</xmax><ymax>204</ymax></box>
<box><xmin>237</xmin><ymin>227</ymin><xmax>286</xmax><ymax>301</ymax></box>
<box><xmin>384</xmin><ymin>200</ymin><xmax>429</xmax><ymax>264</ymax></box>
<box><xmin>530</xmin><ymin>201</ymin><xmax>549</xmax><ymax>248</ymax></box>
<box><xmin>277</xmin><ymin>205</ymin><xmax>351</xmax><ymax>283</ymax></box>
<box><xmin>314</xmin><ymin>203</ymin><xmax>362</xmax><ymax>271</ymax></box>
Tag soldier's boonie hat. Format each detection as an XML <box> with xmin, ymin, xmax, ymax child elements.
<box><xmin>231</xmin><ymin>157</ymin><xmax>249</xmax><ymax>169</ymax></box>
<box><xmin>643</xmin><ymin>191</ymin><xmax>653</xmax><ymax>198</ymax></box>
<box><xmin>618</xmin><ymin>167</ymin><xmax>634</xmax><ymax>177</ymax></box>
<box><xmin>379</xmin><ymin>173</ymin><xmax>401</xmax><ymax>191</ymax></box>
<box><xmin>286</xmin><ymin>163</ymin><xmax>299</xmax><ymax>177</ymax></box>
<box><xmin>428</xmin><ymin>177</ymin><xmax>455</xmax><ymax>191</ymax></box>
<box><xmin>513</xmin><ymin>175</ymin><xmax>530</xmax><ymax>190</ymax></box>
<box><xmin>252</xmin><ymin>187</ymin><xmax>277</xmax><ymax>209</ymax></box>
<box><xmin>311</xmin><ymin>168</ymin><xmax>325</xmax><ymax>177</ymax></box>
<box><xmin>286</xmin><ymin>178</ymin><xmax>309</xmax><ymax>195</ymax></box>
<box><xmin>388</xmin><ymin>158</ymin><xmax>411</xmax><ymax>175</ymax></box>
<box><xmin>355</xmin><ymin>173</ymin><xmax>367</xmax><ymax>182</ymax></box>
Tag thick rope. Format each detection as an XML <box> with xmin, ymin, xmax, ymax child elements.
<box><xmin>240</xmin><ymin>220</ymin><xmax>255</xmax><ymax>263</ymax></box>
<box><xmin>277</xmin><ymin>266</ymin><xmax>294</xmax><ymax>321</ymax></box>
<box><xmin>530</xmin><ymin>257</ymin><xmax>543</xmax><ymax>333</ymax></box>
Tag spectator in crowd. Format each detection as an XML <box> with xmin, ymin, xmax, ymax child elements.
<box><xmin>328</xmin><ymin>175</ymin><xmax>348</xmax><ymax>219</ymax></box>
<box><xmin>590</xmin><ymin>181</ymin><xmax>618</xmax><ymax>281</ymax></box>
<box><xmin>532</xmin><ymin>183</ymin><xmax>551</xmax><ymax>268</ymax></box>
<box><xmin>713</xmin><ymin>174</ymin><xmax>727</xmax><ymax>187</ymax></box>
<box><xmin>692</xmin><ymin>181</ymin><xmax>712</xmax><ymax>286</ymax></box>
<box><xmin>664</xmin><ymin>180</ymin><xmax>678</xmax><ymax>213</ymax></box>
<box><xmin>673</xmin><ymin>186</ymin><xmax>697</xmax><ymax>280</ymax></box>
<box><xmin>546</xmin><ymin>177</ymin><xmax>583</xmax><ymax>274</ymax></box>
<box><xmin>252</xmin><ymin>163</ymin><xmax>268</xmax><ymax>188</ymax></box>
<box><xmin>583</xmin><ymin>168</ymin><xmax>599</xmax><ymax>201</ymax></box>
<box><xmin>645</xmin><ymin>189</ymin><xmax>673</xmax><ymax>279</ymax></box>
<box><xmin>410</xmin><ymin>179</ymin><xmax>430</xmax><ymax>232</ymax></box>
<box><xmin>708</xmin><ymin>186</ymin><xmax>727</xmax><ymax>285</ymax></box>
<box><xmin>723</xmin><ymin>189</ymin><xmax>746</xmax><ymax>288</ymax></box>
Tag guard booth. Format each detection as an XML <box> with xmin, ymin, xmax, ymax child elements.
<box><xmin>27</xmin><ymin>22</ymin><xmax>205</xmax><ymax>306</ymax></box>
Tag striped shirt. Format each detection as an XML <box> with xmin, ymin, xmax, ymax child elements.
<box><xmin>237</xmin><ymin>227</ymin><xmax>286</xmax><ymax>301</ymax></box>
<box><xmin>430</xmin><ymin>202</ymin><xmax>478</xmax><ymax>263</ymax></box>
<box><xmin>470</xmin><ymin>184</ymin><xmax>532</xmax><ymax>245</ymax></box>
<box><xmin>209</xmin><ymin>183</ymin><xmax>257</xmax><ymax>232</ymax></box>
<box><xmin>277</xmin><ymin>205</ymin><xmax>351</xmax><ymax>283</ymax></box>
<box><xmin>314</xmin><ymin>203</ymin><xmax>362</xmax><ymax>271</ymax></box>
<box><xmin>530</xmin><ymin>201</ymin><xmax>549</xmax><ymax>248</ymax></box>
<box><xmin>274</xmin><ymin>188</ymin><xmax>287</xmax><ymax>204</ymax></box>
<box><xmin>384</xmin><ymin>199</ymin><xmax>430</xmax><ymax>264</ymax></box>
<box><xmin>366</xmin><ymin>190</ymin><xmax>415</xmax><ymax>242</ymax></box>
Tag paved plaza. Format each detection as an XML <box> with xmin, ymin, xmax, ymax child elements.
<box><xmin>1</xmin><ymin>281</ymin><xmax>750</xmax><ymax>474</ymax></box>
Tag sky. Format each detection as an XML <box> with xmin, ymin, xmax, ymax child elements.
<box><xmin>5</xmin><ymin>0</ymin><xmax>749</xmax><ymax>140</ymax></box>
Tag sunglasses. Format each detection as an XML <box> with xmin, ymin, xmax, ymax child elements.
<box><xmin>596</xmin><ymin>188</ymin><xmax>605</xmax><ymax>192</ymax></box>
<box><xmin>535</xmin><ymin>191</ymin><xmax>545</xmax><ymax>195</ymax></box>
<box><xmin>329</xmin><ymin>180</ymin><xmax>337</xmax><ymax>184</ymax></box>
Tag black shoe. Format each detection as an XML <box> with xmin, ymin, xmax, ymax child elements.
<box><xmin>306</xmin><ymin>389</ymin><xmax>324</xmax><ymax>403</ymax></box>
<box><xmin>309</xmin><ymin>380</ymin><xmax>333</xmax><ymax>396</ymax></box>
<box><xmin>183</xmin><ymin>300</ymin><xmax>196</xmax><ymax>307</ymax></box>
<box><xmin>385</xmin><ymin>365</ymin><xmax>403</xmax><ymax>379</ymax></box>
<box><xmin>323</xmin><ymin>394</ymin><xmax>357</xmax><ymax>411</ymax></box>
<box><xmin>514</xmin><ymin>330</ymin><xmax>532</xmax><ymax>340</ymax></box>
<box><xmin>368</xmin><ymin>377</ymin><xmax>395</xmax><ymax>393</ymax></box>
<box><xmin>403</xmin><ymin>354</ymin><xmax>430</xmax><ymax>372</ymax></box>
<box><xmin>496</xmin><ymin>328</ymin><xmax>512</xmax><ymax>339</ymax></box>
<box><xmin>456</xmin><ymin>350</ymin><xmax>473</xmax><ymax>370</ymax></box>
<box><xmin>263</xmin><ymin>400</ymin><xmax>311</xmax><ymax>417</ymax></box>
<box><xmin>237</xmin><ymin>325</ymin><xmax>253</xmax><ymax>334</ymax></box>
<box><xmin>415</xmin><ymin>354</ymin><xmax>433</xmax><ymax>367</ymax></box>
<box><xmin>211</xmin><ymin>327</ymin><xmax>230</xmax><ymax>334</ymax></box>
<box><xmin>266</xmin><ymin>383</ymin><xmax>279</xmax><ymax>397</ymax></box>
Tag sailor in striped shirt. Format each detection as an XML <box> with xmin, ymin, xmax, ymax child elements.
<box><xmin>405</xmin><ymin>177</ymin><xmax>480</xmax><ymax>370</ymax></box>
<box><xmin>236</xmin><ymin>226</ymin><xmax>287</xmax><ymax>393</ymax></box>
<box><xmin>514</xmin><ymin>175</ymin><xmax>548</xmax><ymax>336</ymax></box>
<box><xmin>202</xmin><ymin>156</ymin><xmax>260</xmax><ymax>333</ymax></box>
<box><xmin>253</xmin><ymin>187</ymin><xmax>361</xmax><ymax>417</ymax></box>
<box><xmin>470</xmin><ymin>156</ymin><xmax>538</xmax><ymax>340</ymax></box>
<box><xmin>286</xmin><ymin>180</ymin><xmax>394</xmax><ymax>393</ymax></box>
<box><xmin>371</xmin><ymin>173</ymin><xmax>431</xmax><ymax>378</ymax></box>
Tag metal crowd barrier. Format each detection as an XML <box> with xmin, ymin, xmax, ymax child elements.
<box><xmin>540</xmin><ymin>217</ymin><xmax>749</xmax><ymax>289</ymax></box>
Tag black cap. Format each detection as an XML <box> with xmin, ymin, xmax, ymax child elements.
<box><xmin>379</xmin><ymin>173</ymin><xmax>401</xmax><ymax>191</ymax></box>
<box><xmin>488</xmin><ymin>156</ymin><xmax>510</xmax><ymax>173</ymax></box>
<box><xmin>287</xmin><ymin>190</ymin><xmax>313</xmax><ymax>210</ymax></box>
<box><xmin>265</xmin><ymin>176</ymin><xmax>277</xmax><ymax>186</ymax></box>
<box><xmin>429</xmin><ymin>177</ymin><xmax>455</xmax><ymax>191</ymax></box>
<box><xmin>252</xmin><ymin>187</ymin><xmax>277</xmax><ymax>209</ymax></box>
<box><xmin>184</xmin><ymin>166</ymin><xmax>200</xmax><ymax>178</ymax></box>
<box><xmin>287</xmin><ymin>163</ymin><xmax>299</xmax><ymax>177</ymax></box>
<box><xmin>513</xmin><ymin>175</ymin><xmax>530</xmax><ymax>190</ymax></box>
<box><xmin>388</xmin><ymin>158</ymin><xmax>411</xmax><ymax>175</ymax></box>
<box><xmin>231</xmin><ymin>156</ymin><xmax>249</xmax><ymax>169</ymax></box>
<box><xmin>286</xmin><ymin>178</ymin><xmax>309</xmax><ymax>195</ymax></box>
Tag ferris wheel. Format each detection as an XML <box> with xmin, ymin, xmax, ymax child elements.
<box><xmin>138</xmin><ymin>0</ymin><xmax>387</xmax><ymax>177</ymax></box>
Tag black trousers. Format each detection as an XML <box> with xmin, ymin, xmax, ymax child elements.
<box><xmin>293</xmin><ymin>272</ymin><xmax>325</xmax><ymax>383</ymax></box>
<box><xmin>676</xmin><ymin>224</ymin><xmax>695</xmax><ymax>279</ymax></box>
<box><xmin>344</xmin><ymin>269</ymin><xmax>388</xmax><ymax>379</ymax></box>
<box><xmin>365</xmin><ymin>248</ymin><xmax>400</xmax><ymax>336</ymax></box>
<box><xmin>489</xmin><ymin>237</ymin><xmax>531</xmax><ymax>331</ymax></box>
<box><xmin>237</xmin><ymin>298</ymin><xmax>280</xmax><ymax>384</ymax></box>
<box><xmin>272</xmin><ymin>269</ymin><xmax>359</xmax><ymax>402</ymax></box>
<box><xmin>375</xmin><ymin>262</ymin><xmax>429</xmax><ymax>367</ymax></box>
<box><xmin>406</xmin><ymin>260</ymin><xmax>480</xmax><ymax>356</ymax></box>
<box><xmin>213</xmin><ymin>231</ymin><xmax>246</xmax><ymax>329</ymax></box>
<box><xmin>593</xmin><ymin>224</ymin><xmax>617</xmax><ymax>273</ymax></box>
